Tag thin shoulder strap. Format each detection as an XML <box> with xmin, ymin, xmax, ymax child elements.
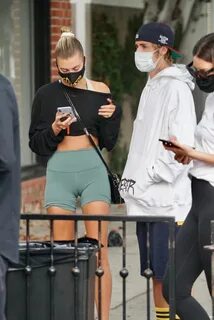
<box><xmin>85</xmin><ymin>78</ymin><xmax>94</xmax><ymax>91</ymax></box>
<box><xmin>63</xmin><ymin>89</ymin><xmax>113</xmax><ymax>177</ymax></box>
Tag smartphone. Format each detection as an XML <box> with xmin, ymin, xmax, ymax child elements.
<box><xmin>57</xmin><ymin>106</ymin><xmax>74</xmax><ymax>114</ymax></box>
<box><xmin>159</xmin><ymin>139</ymin><xmax>178</xmax><ymax>148</ymax></box>
<box><xmin>57</xmin><ymin>106</ymin><xmax>76</xmax><ymax>122</ymax></box>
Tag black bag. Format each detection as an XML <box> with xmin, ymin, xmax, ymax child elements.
<box><xmin>108</xmin><ymin>172</ymin><xmax>123</xmax><ymax>204</ymax></box>
<box><xmin>63</xmin><ymin>90</ymin><xmax>124</xmax><ymax>204</ymax></box>
<box><xmin>108</xmin><ymin>229</ymin><xmax>123</xmax><ymax>247</ymax></box>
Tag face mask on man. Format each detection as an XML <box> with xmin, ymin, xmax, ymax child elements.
<box><xmin>134</xmin><ymin>50</ymin><xmax>160</xmax><ymax>72</ymax></box>
<box><xmin>196</xmin><ymin>75</ymin><xmax>214</xmax><ymax>93</ymax></box>
<box><xmin>58</xmin><ymin>65</ymin><xmax>85</xmax><ymax>85</ymax></box>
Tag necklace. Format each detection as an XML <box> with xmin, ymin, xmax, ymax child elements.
<box><xmin>61</xmin><ymin>77</ymin><xmax>87</xmax><ymax>90</ymax></box>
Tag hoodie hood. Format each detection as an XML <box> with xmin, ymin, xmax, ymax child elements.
<box><xmin>149</xmin><ymin>64</ymin><xmax>195</xmax><ymax>91</ymax></box>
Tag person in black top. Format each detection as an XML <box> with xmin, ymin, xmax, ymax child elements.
<box><xmin>29</xmin><ymin>28</ymin><xmax>121</xmax><ymax>320</ymax></box>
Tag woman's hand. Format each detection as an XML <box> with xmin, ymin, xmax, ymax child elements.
<box><xmin>174</xmin><ymin>154</ymin><xmax>192</xmax><ymax>165</ymax></box>
<box><xmin>52</xmin><ymin>112</ymin><xmax>76</xmax><ymax>136</ymax></box>
<box><xmin>164</xmin><ymin>138</ymin><xmax>193</xmax><ymax>156</ymax></box>
<box><xmin>164</xmin><ymin>137</ymin><xmax>214</xmax><ymax>166</ymax></box>
<box><xmin>163</xmin><ymin>138</ymin><xmax>195</xmax><ymax>164</ymax></box>
<box><xmin>98</xmin><ymin>98</ymin><xmax>116</xmax><ymax>118</ymax></box>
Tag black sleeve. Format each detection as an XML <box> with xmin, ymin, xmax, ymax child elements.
<box><xmin>98</xmin><ymin>104</ymin><xmax>122</xmax><ymax>151</ymax></box>
<box><xmin>0</xmin><ymin>82</ymin><xmax>18</xmax><ymax>172</ymax></box>
<box><xmin>29</xmin><ymin>90</ymin><xmax>66</xmax><ymax>156</ymax></box>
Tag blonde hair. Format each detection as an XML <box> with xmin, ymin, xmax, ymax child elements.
<box><xmin>55</xmin><ymin>27</ymin><xmax>84</xmax><ymax>59</ymax></box>
<box><xmin>154</xmin><ymin>44</ymin><xmax>173</xmax><ymax>64</ymax></box>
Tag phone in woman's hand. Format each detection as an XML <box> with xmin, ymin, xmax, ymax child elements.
<box><xmin>159</xmin><ymin>139</ymin><xmax>178</xmax><ymax>148</ymax></box>
<box><xmin>57</xmin><ymin>106</ymin><xmax>76</xmax><ymax>122</ymax></box>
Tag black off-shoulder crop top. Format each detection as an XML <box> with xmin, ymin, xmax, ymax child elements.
<box><xmin>29</xmin><ymin>81</ymin><xmax>122</xmax><ymax>156</ymax></box>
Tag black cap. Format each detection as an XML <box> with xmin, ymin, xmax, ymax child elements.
<box><xmin>135</xmin><ymin>22</ymin><xmax>182</xmax><ymax>59</ymax></box>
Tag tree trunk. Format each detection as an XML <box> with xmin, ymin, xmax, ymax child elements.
<box><xmin>158</xmin><ymin>0</ymin><xmax>178</xmax><ymax>23</ymax></box>
<box><xmin>143</xmin><ymin>0</ymin><xmax>158</xmax><ymax>23</ymax></box>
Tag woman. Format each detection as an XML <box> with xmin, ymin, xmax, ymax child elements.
<box><xmin>163</xmin><ymin>33</ymin><xmax>214</xmax><ymax>320</ymax></box>
<box><xmin>29</xmin><ymin>28</ymin><xmax>122</xmax><ymax>320</ymax></box>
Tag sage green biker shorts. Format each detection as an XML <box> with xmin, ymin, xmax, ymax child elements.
<box><xmin>45</xmin><ymin>148</ymin><xmax>111</xmax><ymax>211</ymax></box>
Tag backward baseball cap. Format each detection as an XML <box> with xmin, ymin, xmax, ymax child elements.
<box><xmin>135</xmin><ymin>22</ymin><xmax>182</xmax><ymax>59</ymax></box>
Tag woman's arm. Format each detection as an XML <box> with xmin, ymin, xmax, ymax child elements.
<box><xmin>165</xmin><ymin>140</ymin><xmax>214</xmax><ymax>165</ymax></box>
<box><xmin>183</xmin><ymin>146</ymin><xmax>214</xmax><ymax>165</ymax></box>
<box><xmin>29</xmin><ymin>91</ymin><xmax>65</xmax><ymax>156</ymax></box>
<box><xmin>98</xmin><ymin>105</ymin><xmax>122</xmax><ymax>151</ymax></box>
<box><xmin>92</xmin><ymin>81</ymin><xmax>122</xmax><ymax>151</ymax></box>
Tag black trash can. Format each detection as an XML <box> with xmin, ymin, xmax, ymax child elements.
<box><xmin>6</xmin><ymin>241</ymin><xmax>98</xmax><ymax>320</ymax></box>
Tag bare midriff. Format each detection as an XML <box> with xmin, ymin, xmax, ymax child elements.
<box><xmin>57</xmin><ymin>135</ymin><xmax>99</xmax><ymax>151</ymax></box>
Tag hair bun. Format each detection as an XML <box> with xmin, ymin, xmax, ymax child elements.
<box><xmin>60</xmin><ymin>26</ymin><xmax>75</xmax><ymax>38</ymax></box>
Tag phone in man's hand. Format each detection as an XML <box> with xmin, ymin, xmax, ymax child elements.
<box><xmin>159</xmin><ymin>139</ymin><xmax>178</xmax><ymax>148</ymax></box>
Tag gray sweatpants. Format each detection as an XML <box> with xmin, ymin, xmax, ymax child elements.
<box><xmin>0</xmin><ymin>256</ymin><xmax>8</xmax><ymax>320</ymax></box>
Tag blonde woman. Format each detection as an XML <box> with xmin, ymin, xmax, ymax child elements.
<box><xmin>29</xmin><ymin>28</ymin><xmax>122</xmax><ymax>320</ymax></box>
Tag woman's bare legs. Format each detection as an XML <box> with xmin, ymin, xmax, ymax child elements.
<box><xmin>82</xmin><ymin>201</ymin><xmax>112</xmax><ymax>320</ymax></box>
<box><xmin>47</xmin><ymin>202</ymin><xmax>112</xmax><ymax>320</ymax></box>
<box><xmin>47</xmin><ymin>207</ymin><xmax>75</xmax><ymax>240</ymax></box>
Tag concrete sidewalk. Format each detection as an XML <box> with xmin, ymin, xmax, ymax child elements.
<box><xmin>108</xmin><ymin>210</ymin><xmax>212</xmax><ymax>319</ymax></box>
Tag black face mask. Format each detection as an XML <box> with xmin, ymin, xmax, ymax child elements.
<box><xmin>58</xmin><ymin>65</ymin><xmax>85</xmax><ymax>85</ymax></box>
<box><xmin>196</xmin><ymin>75</ymin><xmax>214</xmax><ymax>93</ymax></box>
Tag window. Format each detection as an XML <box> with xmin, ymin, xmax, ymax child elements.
<box><xmin>0</xmin><ymin>0</ymin><xmax>34</xmax><ymax>166</ymax></box>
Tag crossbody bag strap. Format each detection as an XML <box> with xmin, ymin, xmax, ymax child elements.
<box><xmin>63</xmin><ymin>89</ymin><xmax>113</xmax><ymax>177</ymax></box>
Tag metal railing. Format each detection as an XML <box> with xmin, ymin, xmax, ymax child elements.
<box><xmin>7</xmin><ymin>214</ymin><xmax>176</xmax><ymax>320</ymax></box>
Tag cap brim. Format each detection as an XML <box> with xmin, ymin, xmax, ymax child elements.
<box><xmin>168</xmin><ymin>47</ymin><xmax>183</xmax><ymax>59</ymax></box>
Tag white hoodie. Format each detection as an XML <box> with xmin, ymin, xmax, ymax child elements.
<box><xmin>120</xmin><ymin>65</ymin><xmax>197</xmax><ymax>221</ymax></box>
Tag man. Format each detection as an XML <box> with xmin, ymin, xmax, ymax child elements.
<box><xmin>0</xmin><ymin>74</ymin><xmax>20</xmax><ymax>320</ymax></box>
<box><xmin>120</xmin><ymin>22</ymin><xmax>196</xmax><ymax>320</ymax></box>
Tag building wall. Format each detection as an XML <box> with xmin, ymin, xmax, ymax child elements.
<box><xmin>21</xmin><ymin>0</ymin><xmax>73</xmax><ymax>213</ymax></box>
<box><xmin>50</xmin><ymin>0</ymin><xmax>72</xmax><ymax>81</ymax></box>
